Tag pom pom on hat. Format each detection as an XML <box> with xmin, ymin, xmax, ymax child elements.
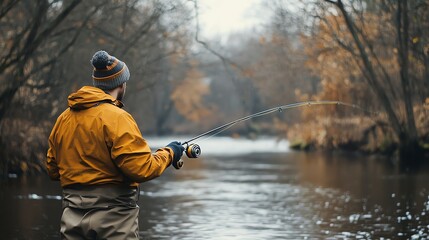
<box><xmin>91</xmin><ymin>50</ymin><xmax>112</xmax><ymax>69</ymax></box>
<box><xmin>91</xmin><ymin>50</ymin><xmax>130</xmax><ymax>90</ymax></box>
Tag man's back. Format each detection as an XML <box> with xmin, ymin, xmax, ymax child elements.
<box><xmin>47</xmin><ymin>86</ymin><xmax>174</xmax><ymax>187</ymax></box>
<box><xmin>45</xmin><ymin>50</ymin><xmax>184</xmax><ymax>239</ymax></box>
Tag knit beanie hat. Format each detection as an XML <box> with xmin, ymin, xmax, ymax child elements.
<box><xmin>91</xmin><ymin>50</ymin><xmax>130</xmax><ymax>90</ymax></box>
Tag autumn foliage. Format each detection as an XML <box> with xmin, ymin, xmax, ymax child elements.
<box><xmin>286</xmin><ymin>1</ymin><xmax>429</xmax><ymax>157</ymax></box>
<box><xmin>171</xmin><ymin>66</ymin><xmax>215</xmax><ymax>124</ymax></box>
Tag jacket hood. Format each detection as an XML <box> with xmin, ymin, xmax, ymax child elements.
<box><xmin>68</xmin><ymin>86</ymin><xmax>123</xmax><ymax>110</ymax></box>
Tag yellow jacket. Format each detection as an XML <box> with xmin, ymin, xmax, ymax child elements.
<box><xmin>46</xmin><ymin>86</ymin><xmax>173</xmax><ymax>187</ymax></box>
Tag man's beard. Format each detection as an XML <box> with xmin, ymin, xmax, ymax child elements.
<box><xmin>117</xmin><ymin>87</ymin><xmax>126</xmax><ymax>101</ymax></box>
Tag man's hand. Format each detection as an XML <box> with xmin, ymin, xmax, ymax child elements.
<box><xmin>166</xmin><ymin>141</ymin><xmax>185</xmax><ymax>169</ymax></box>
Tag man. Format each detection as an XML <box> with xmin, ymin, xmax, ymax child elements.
<box><xmin>46</xmin><ymin>50</ymin><xmax>184</xmax><ymax>239</ymax></box>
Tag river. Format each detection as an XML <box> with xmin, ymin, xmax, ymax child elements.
<box><xmin>1</xmin><ymin>137</ymin><xmax>429</xmax><ymax>239</ymax></box>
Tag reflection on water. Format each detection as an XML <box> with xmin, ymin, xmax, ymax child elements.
<box><xmin>1</xmin><ymin>137</ymin><xmax>429</xmax><ymax>239</ymax></box>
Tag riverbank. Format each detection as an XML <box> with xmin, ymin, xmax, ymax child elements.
<box><xmin>286</xmin><ymin>114</ymin><xmax>429</xmax><ymax>161</ymax></box>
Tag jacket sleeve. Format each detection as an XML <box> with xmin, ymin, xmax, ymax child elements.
<box><xmin>109</xmin><ymin>112</ymin><xmax>173</xmax><ymax>183</ymax></box>
<box><xmin>46</xmin><ymin>122</ymin><xmax>60</xmax><ymax>181</ymax></box>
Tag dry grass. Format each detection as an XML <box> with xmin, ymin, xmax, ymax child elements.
<box><xmin>286</xmin><ymin>105</ymin><xmax>429</xmax><ymax>154</ymax></box>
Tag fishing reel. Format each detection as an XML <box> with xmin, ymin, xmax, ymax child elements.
<box><xmin>173</xmin><ymin>143</ymin><xmax>201</xmax><ymax>170</ymax></box>
<box><xmin>185</xmin><ymin>143</ymin><xmax>201</xmax><ymax>158</ymax></box>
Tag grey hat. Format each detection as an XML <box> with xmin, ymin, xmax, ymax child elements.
<box><xmin>91</xmin><ymin>50</ymin><xmax>130</xmax><ymax>90</ymax></box>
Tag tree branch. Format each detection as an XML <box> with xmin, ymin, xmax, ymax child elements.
<box><xmin>327</xmin><ymin>0</ymin><xmax>404</xmax><ymax>136</ymax></box>
<box><xmin>191</xmin><ymin>0</ymin><xmax>244</xmax><ymax>72</ymax></box>
<box><xmin>0</xmin><ymin>0</ymin><xmax>19</xmax><ymax>20</ymax></box>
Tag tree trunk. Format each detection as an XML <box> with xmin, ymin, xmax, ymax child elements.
<box><xmin>335</xmin><ymin>0</ymin><xmax>403</xmax><ymax>137</ymax></box>
<box><xmin>398</xmin><ymin>134</ymin><xmax>424</xmax><ymax>165</ymax></box>
<box><xmin>0</xmin><ymin>138</ymin><xmax>8</xmax><ymax>179</ymax></box>
<box><xmin>396</xmin><ymin>0</ymin><xmax>422</xmax><ymax>164</ymax></box>
<box><xmin>333</xmin><ymin>0</ymin><xmax>423</xmax><ymax>164</ymax></box>
<box><xmin>397</xmin><ymin>0</ymin><xmax>419</xmax><ymax>143</ymax></box>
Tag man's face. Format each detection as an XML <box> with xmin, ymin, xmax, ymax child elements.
<box><xmin>117</xmin><ymin>83</ymin><xmax>127</xmax><ymax>101</ymax></box>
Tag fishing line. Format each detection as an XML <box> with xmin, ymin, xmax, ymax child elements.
<box><xmin>182</xmin><ymin>100</ymin><xmax>376</xmax><ymax>145</ymax></box>
<box><xmin>174</xmin><ymin>100</ymin><xmax>378</xmax><ymax>168</ymax></box>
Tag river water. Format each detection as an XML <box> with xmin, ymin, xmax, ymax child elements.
<box><xmin>1</xmin><ymin>137</ymin><xmax>429</xmax><ymax>239</ymax></box>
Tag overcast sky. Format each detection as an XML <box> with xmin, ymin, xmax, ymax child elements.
<box><xmin>197</xmin><ymin>0</ymin><xmax>269</xmax><ymax>39</ymax></box>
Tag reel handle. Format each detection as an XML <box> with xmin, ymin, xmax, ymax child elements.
<box><xmin>172</xmin><ymin>159</ymin><xmax>184</xmax><ymax>169</ymax></box>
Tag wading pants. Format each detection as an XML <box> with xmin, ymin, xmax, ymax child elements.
<box><xmin>61</xmin><ymin>185</ymin><xmax>139</xmax><ymax>240</ymax></box>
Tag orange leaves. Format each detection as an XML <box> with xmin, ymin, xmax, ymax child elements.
<box><xmin>301</xmin><ymin>12</ymin><xmax>391</xmax><ymax>118</ymax></box>
<box><xmin>171</xmin><ymin>67</ymin><xmax>214</xmax><ymax>123</ymax></box>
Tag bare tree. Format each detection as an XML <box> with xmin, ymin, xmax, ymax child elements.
<box><xmin>0</xmin><ymin>0</ymin><xmax>87</xmax><ymax>177</ymax></box>
<box><xmin>0</xmin><ymin>0</ymin><xmax>195</xmax><ymax>176</ymax></box>
<box><xmin>315</xmin><ymin>0</ymin><xmax>425</xmax><ymax>161</ymax></box>
<box><xmin>0</xmin><ymin>0</ymin><xmax>82</xmax><ymax>120</ymax></box>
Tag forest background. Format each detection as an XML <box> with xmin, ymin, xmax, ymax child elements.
<box><xmin>0</xmin><ymin>0</ymin><xmax>428</xmax><ymax>176</ymax></box>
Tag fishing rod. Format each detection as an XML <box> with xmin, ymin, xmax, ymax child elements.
<box><xmin>173</xmin><ymin>100</ymin><xmax>376</xmax><ymax>169</ymax></box>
